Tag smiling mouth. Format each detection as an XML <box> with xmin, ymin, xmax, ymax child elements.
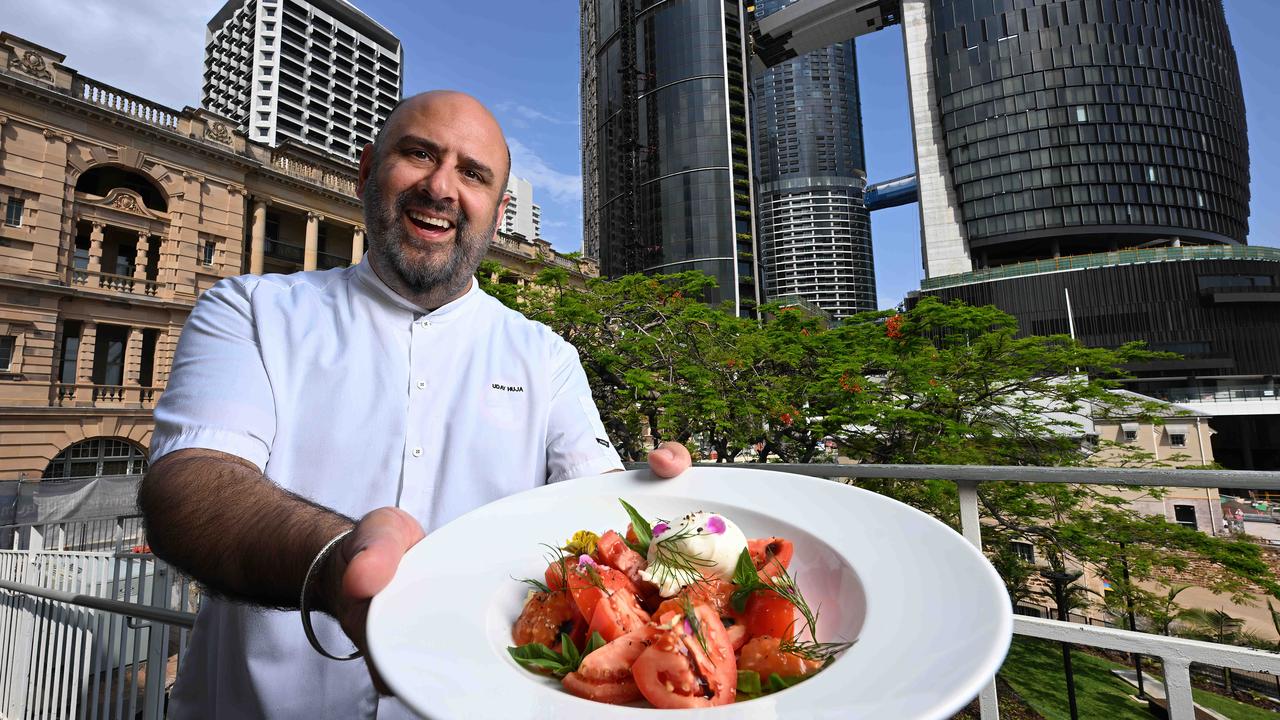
<box><xmin>405</xmin><ymin>209</ymin><xmax>455</xmax><ymax>237</ymax></box>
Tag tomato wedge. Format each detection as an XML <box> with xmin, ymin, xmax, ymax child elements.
<box><xmin>586</xmin><ymin>589</ymin><xmax>650</xmax><ymax>642</ymax></box>
<box><xmin>748</xmin><ymin>537</ymin><xmax>794</xmax><ymax>578</ymax></box>
<box><xmin>562</xmin><ymin>624</ymin><xmax>659</xmax><ymax>705</ymax></box>
<box><xmin>511</xmin><ymin>591</ymin><xmax>577</xmax><ymax>649</ymax></box>
<box><xmin>631</xmin><ymin>602</ymin><xmax>737</xmax><ymax>708</ymax></box>
<box><xmin>737</xmin><ymin>635</ymin><xmax>822</xmax><ymax>679</ymax></box>
<box><xmin>742</xmin><ymin>588</ymin><xmax>797</xmax><ymax>641</ymax></box>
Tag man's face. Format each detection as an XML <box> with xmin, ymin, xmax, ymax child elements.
<box><xmin>358</xmin><ymin>94</ymin><xmax>510</xmax><ymax>299</ymax></box>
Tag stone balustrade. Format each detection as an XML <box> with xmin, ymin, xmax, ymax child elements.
<box><xmin>71</xmin><ymin>77</ymin><xmax>180</xmax><ymax>131</ymax></box>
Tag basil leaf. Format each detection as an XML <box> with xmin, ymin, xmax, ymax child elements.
<box><xmin>766</xmin><ymin>672</ymin><xmax>811</xmax><ymax>693</ymax></box>
<box><xmin>737</xmin><ymin>669</ymin><xmax>762</xmax><ymax>697</ymax></box>
<box><xmin>560</xmin><ymin>632</ymin><xmax>580</xmax><ymax>670</ymax></box>
<box><xmin>732</xmin><ymin>548</ymin><xmax>761</xmax><ymax>587</ymax></box>
<box><xmin>582</xmin><ymin>631</ymin><xmax>607</xmax><ymax>658</ymax></box>
<box><xmin>507</xmin><ymin>644</ymin><xmax>569</xmax><ymax>676</ymax></box>
<box><xmin>618</xmin><ymin>499</ymin><xmax>653</xmax><ymax>553</ymax></box>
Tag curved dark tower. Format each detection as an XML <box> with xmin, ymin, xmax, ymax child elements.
<box><xmin>928</xmin><ymin>0</ymin><xmax>1248</xmax><ymax>268</ymax></box>
<box><xmin>902</xmin><ymin>0</ymin><xmax>1277</xmax><ymax>469</ymax></box>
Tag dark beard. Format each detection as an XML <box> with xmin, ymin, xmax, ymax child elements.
<box><xmin>362</xmin><ymin>169</ymin><xmax>496</xmax><ymax>297</ymax></box>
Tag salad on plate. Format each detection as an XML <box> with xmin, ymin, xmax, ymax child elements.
<box><xmin>507</xmin><ymin>500</ymin><xmax>851</xmax><ymax>708</ymax></box>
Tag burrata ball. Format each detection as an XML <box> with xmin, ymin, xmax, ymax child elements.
<box><xmin>639</xmin><ymin>511</ymin><xmax>748</xmax><ymax>597</ymax></box>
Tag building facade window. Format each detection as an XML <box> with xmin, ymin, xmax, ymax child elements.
<box><xmin>43</xmin><ymin>437</ymin><xmax>149</xmax><ymax>479</ymax></box>
<box><xmin>1173</xmin><ymin>504</ymin><xmax>1197</xmax><ymax>530</ymax></box>
<box><xmin>5</xmin><ymin>197</ymin><xmax>24</xmax><ymax>227</ymax></box>
<box><xmin>0</xmin><ymin>335</ymin><xmax>14</xmax><ymax>370</ymax></box>
<box><xmin>1011</xmin><ymin>541</ymin><xmax>1035</xmax><ymax>564</ymax></box>
<box><xmin>203</xmin><ymin>240</ymin><xmax>217</xmax><ymax>265</ymax></box>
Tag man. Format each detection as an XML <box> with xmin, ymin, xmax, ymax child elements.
<box><xmin>139</xmin><ymin>91</ymin><xmax>691</xmax><ymax>718</ymax></box>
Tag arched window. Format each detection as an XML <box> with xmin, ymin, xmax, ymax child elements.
<box><xmin>43</xmin><ymin>437</ymin><xmax>148</xmax><ymax>479</ymax></box>
<box><xmin>75</xmin><ymin>166</ymin><xmax>168</xmax><ymax>212</ymax></box>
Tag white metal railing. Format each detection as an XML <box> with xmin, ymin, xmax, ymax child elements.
<box><xmin>8</xmin><ymin>466</ymin><xmax>1280</xmax><ymax>719</ymax></box>
<box><xmin>627</xmin><ymin>462</ymin><xmax>1280</xmax><ymax>720</ymax></box>
<box><xmin>0</xmin><ymin>519</ymin><xmax>199</xmax><ymax>719</ymax></box>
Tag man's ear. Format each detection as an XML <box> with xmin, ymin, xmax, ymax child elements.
<box><xmin>492</xmin><ymin>193</ymin><xmax>512</xmax><ymax>238</ymax></box>
<box><xmin>357</xmin><ymin>144</ymin><xmax>375</xmax><ymax>200</ymax></box>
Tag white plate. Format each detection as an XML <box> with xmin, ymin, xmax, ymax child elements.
<box><xmin>367</xmin><ymin>467</ymin><xmax>1012</xmax><ymax>719</ymax></box>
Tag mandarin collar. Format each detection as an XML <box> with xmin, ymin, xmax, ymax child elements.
<box><xmin>353</xmin><ymin>254</ymin><xmax>483</xmax><ymax>322</ymax></box>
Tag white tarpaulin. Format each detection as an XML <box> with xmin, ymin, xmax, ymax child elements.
<box><xmin>0</xmin><ymin>475</ymin><xmax>142</xmax><ymax>526</ymax></box>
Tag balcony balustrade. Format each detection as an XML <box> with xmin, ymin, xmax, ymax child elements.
<box><xmin>70</xmin><ymin>268</ymin><xmax>162</xmax><ymax>297</ymax></box>
<box><xmin>51</xmin><ymin>383</ymin><xmax>160</xmax><ymax>407</ymax></box>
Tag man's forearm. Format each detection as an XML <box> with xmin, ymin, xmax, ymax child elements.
<box><xmin>139</xmin><ymin>449</ymin><xmax>353</xmax><ymax>610</ymax></box>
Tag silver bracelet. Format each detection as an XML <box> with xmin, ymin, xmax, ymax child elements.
<box><xmin>300</xmin><ymin>528</ymin><xmax>362</xmax><ymax>661</ymax></box>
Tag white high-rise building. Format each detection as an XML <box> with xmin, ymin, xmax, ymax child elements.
<box><xmin>501</xmin><ymin>175</ymin><xmax>541</xmax><ymax>240</ymax></box>
<box><xmin>203</xmin><ymin>0</ymin><xmax>402</xmax><ymax>159</ymax></box>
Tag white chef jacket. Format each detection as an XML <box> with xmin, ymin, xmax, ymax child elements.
<box><xmin>149</xmin><ymin>258</ymin><xmax>623</xmax><ymax>719</ymax></box>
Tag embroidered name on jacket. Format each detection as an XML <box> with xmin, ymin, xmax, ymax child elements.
<box><xmin>491</xmin><ymin>383</ymin><xmax>525</xmax><ymax>392</ymax></box>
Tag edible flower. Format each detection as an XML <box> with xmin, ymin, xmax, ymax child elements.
<box><xmin>577</xmin><ymin>554</ymin><xmax>597</xmax><ymax>568</ymax></box>
<box><xmin>563</xmin><ymin>530</ymin><xmax>599</xmax><ymax>556</ymax></box>
<box><xmin>652</xmin><ymin>522</ymin><xmax>670</xmax><ymax>536</ymax></box>
<box><xmin>705</xmin><ymin>516</ymin><xmax>726</xmax><ymax>535</ymax></box>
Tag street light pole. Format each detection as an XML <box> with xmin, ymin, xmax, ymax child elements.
<box><xmin>1042</xmin><ymin>568</ymin><xmax>1084</xmax><ymax>720</ymax></box>
<box><xmin>1119</xmin><ymin>548</ymin><xmax>1145</xmax><ymax>697</ymax></box>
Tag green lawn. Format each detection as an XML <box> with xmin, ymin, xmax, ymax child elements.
<box><xmin>998</xmin><ymin>637</ymin><xmax>1149</xmax><ymax>720</ymax></box>
<box><xmin>997</xmin><ymin>637</ymin><xmax>1274</xmax><ymax>720</ymax></box>
<box><xmin>1191</xmin><ymin>687</ymin><xmax>1279</xmax><ymax>720</ymax></box>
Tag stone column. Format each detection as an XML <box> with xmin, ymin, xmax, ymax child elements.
<box><xmin>351</xmin><ymin>227</ymin><xmax>365</xmax><ymax>265</ymax></box>
<box><xmin>304</xmin><ymin>212</ymin><xmax>320</xmax><ymax>271</ymax></box>
<box><xmin>124</xmin><ymin>326</ymin><xmax>143</xmax><ymax>386</ymax></box>
<box><xmin>134</xmin><ymin>231</ymin><xmax>151</xmax><ymax>282</ymax></box>
<box><xmin>250</xmin><ymin>198</ymin><xmax>268</xmax><ymax>275</ymax></box>
<box><xmin>76</xmin><ymin>321</ymin><xmax>97</xmax><ymax>402</ymax></box>
<box><xmin>87</xmin><ymin>222</ymin><xmax>104</xmax><ymax>274</ymax></box>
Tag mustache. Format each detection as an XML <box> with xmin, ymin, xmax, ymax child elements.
<box><xmin>394</xmin><ymin>191</ymin><xmax>464</xmax><ymax>227</ymax></box>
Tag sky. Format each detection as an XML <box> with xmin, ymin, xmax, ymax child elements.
<box><xmin>5</xmin><ymin>0</ymin><xmax>1276</xmax><ymax>309</ymax></box>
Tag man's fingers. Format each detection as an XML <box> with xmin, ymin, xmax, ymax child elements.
<box><xmin>649</xmin><ymin>441</ymin><xmax>692</xmax><ymax>478</ymax></box>
<box><xmin>342</xmin><ymin>507</ymin><xmax>425</xmax><ymax>601</ymax></box>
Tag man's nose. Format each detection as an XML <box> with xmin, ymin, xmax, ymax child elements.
<box><xmin>420</xmin><ymin>163</ymin><xmax>458</xmax><ymax>203</ymax></box>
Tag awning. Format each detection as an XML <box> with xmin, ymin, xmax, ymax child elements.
<box><xmin>1165</xmin><ymin>424</ymin><xmax>1190</xmax><ymax>435</ymax></box>
<box><xmin>1120</xmin><ymin>422</ymin><xmax>1139</xmax><ymax>433</ymax></box>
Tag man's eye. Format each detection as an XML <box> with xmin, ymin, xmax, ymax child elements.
<box><xmin>463</xmin><ymin>169</ymin><xmax>482</xmax><ymax>181</ymax></box>
<box><xmin>410</xmin><ymin>150</ymin><xmax>431</xmax><ymax>160</ymax></box>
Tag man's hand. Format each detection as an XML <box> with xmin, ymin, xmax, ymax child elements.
<box><xmin>322</xmin><ymin>507</ymin><xmax>426</xmax><ymax>694</ymax></box>
<box><xmin>646</xmin><ymin>440</ymin><xmax>693</xmax><ymax>478</ymax></box>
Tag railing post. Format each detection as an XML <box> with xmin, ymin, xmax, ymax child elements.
<box><xmin>957</xmin><ymin>479</ymin><xmax>1001</xmax><ymax>720</ymax></box>
<box><xmin>142</xmin><ymin>560</ymin><xmax>171</xmax><ymax>719</ymax></box>
<box><xmin>1161</xmin><ymin>656</ymin><xmax>1196</xmax><ymax>720</ymax></box>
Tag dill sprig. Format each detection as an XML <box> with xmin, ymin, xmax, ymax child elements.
<box><xmin>647</xmin><ymin>518</ymin><xmax>717</xmax><ymax>592</ymax></box>
<box><xmin>515</xmin><ymin>576</ymin><xmax>552</xmax><ymax>593</ymax></box>
<box><xmin>678</xmin><ymin>594</ymin><xmax>714</xmax><ymax>665</ymax></box>
<box><xmin>763</xmin><ymin>565</ymin><xmax>820</xmax><ymax>642</ymax></box>
<box><xmin>778</xmin><ymin>639</ymin><xmax>855</xmax><ymax>664</ymax></box>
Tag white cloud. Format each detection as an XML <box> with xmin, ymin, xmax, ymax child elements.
<box><xmin>508</xmin><ymin>137</ymin><xmax>581</xmax><ymax>206</ymax></box>
<box><xmin>6</xmin><ymin>1</ymin><xmax>222</xmax><ymax>111</ymax></box>
<box><xmin>495</xmin><ymin>102</ymin><xmax>577</xmax><ymax>128</ymax></box>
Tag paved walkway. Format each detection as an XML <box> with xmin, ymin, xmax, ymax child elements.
<box><xmin>1110</xmin><ymin>669</ymin><xmax>1229</xmax><ymax>720</ymax></box>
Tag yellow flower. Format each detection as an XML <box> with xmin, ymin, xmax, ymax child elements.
<box><xmin>563</xmin><ymin>530</ymin><xmax>600</xmax><ymax>557</ymax></box>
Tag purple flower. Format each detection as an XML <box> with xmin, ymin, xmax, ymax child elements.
<box><xmin>577</xmin><ymin>554</ymin><xmax>597</xmax><ymax>568</ymax></box>
<box><xmin>683</xmin><ymin>619</ymin><xmax>693</xmax><ymax>636</ymax></box>
<box><xmin>705</xmin><ymin>516</ymin><xmax>726</xmax><ymax>535</ymax></box>
<box><xmin>652</xmin><ymin>522</ymin><xmax>669</xmax><ymax>536</ymax></box>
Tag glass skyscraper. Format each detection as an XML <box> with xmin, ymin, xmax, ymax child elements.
<box><xmin>581</xmin><ymin>0</ymin><xmax>758</xmax><ymax>314</ymax></box>
<box><xmin>750</xmin><ymin>0</ymin><xmax>877</xmax><ymax>319</ymax></box>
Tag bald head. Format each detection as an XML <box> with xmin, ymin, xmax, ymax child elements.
<box><xmin>371</xmin><ymin>90</ymin><xmax>511</xmax><ymax>191</ymax></box>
